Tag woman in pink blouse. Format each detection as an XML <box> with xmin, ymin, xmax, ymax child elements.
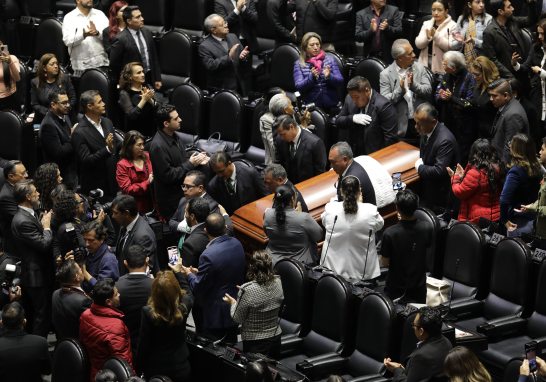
<box><xmin>0</xmin><ymin>41</ymin><xmax>21</xmax><ymax>112</ymax></box>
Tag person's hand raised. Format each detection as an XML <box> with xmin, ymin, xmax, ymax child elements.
<box><xmin>452</xmin><ymin>31</ymin><xmax>464</xmax><ymax>44</ymax></box>
<box><xmin>323</xmin><ymin>65</ymin><xmax>331</xmax><ymax>79</ymax></box>
<box><xmin>311</xmin><ymin>67</ymin><xmax>319</xmax><ymax>79</ymax></box>
<box><xmin>370</xmin><ymin>18</ymin><xmax>378</xmax><ymax>33</ymax></box>
<box><xmin>223</xmin><ymin>293</ymin><xmax>236</xmax><ymax>305</ymax></box>
<box><xmin>454</xmin><ymin>163</ymin><xmax>464</xmax><ymax>177</ymax></box>
<box><xmin>229</xmin><ymin>44</ymin><xmax>240</xmax><ymax>59</ymax></box>
<box><xmin>71</xmin><ymin>122</ymin><xmax>79</xmax><ymax>134</ymax></box>
<box><xmin>106</xmin><ymin>133</ymin><xmax>114</xmax><ymax>152</ymax></box>
<box><xmin>239</xmin><ymin>46</ymin><xmax>250</xmax><ymax>60</ymax></box>
<box><xmin>511</xmin><ymin>52</ymin><xmax>521</xmax><ymax>66</ymax></box>
<box><xmin>41</xmin><ymin>210</ymin><xmax>53</xmax><ymax>229</ymax></box>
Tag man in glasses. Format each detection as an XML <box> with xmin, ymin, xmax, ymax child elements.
<box><xmin>39</xmin><ymin>89</ymin><xmax>78</xmax><ymax>190</ymax></box>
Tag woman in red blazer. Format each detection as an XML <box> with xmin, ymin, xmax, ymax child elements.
<box><xmin>447</xmin><ymin>139</ymin><xmax>506</xmax><ymax>224</ymax></box>
<box><xmin>116</xmin><ymin>130</ymin><xmax>155</xmax><ymax>213</ymax></box>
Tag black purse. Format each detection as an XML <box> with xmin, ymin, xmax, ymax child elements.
<box><xmin>196</xmin><ymin>132</ymin><xmax>228</xmax><ymax>153</ymax></box>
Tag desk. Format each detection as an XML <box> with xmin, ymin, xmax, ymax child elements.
<box><xmin>232</xmin><ymin>142</ymin><xmax>420</xmax><ymax>256</ymax></box>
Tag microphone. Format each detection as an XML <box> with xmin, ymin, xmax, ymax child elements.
<box><xmin>313</xmin><ymin>215</ymin><xmax>337</xmax><ymax>271</ymax></box>
<box><xmin>353</xmin><ymin>229</ymin><xmax>373</xmax><ymax>287</ymax></box>
<box><xmin>393</xmin><ymin>242</ymin><xmax>417</xmax><ymax>305</ymax></box>
<box><xmin>442</xmin><ymin>258</ymin><xmax>460</xmax><ymax>320</ymax></box>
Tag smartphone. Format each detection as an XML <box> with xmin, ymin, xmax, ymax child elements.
<box><xmin>526</xmin><ymin>343</ymin><xmax>537</xmax><ymax>373</ymax></box>
<box><xmin>168</xmin><ymin>246</ymin><xmax>178</xmax><ymax>266</ymax></box>
<box><xmin>392</xmin><ymin>172</ymin><xmax>402</xmax><ymax>190</ymax></box>
<box><xmin>0</xmin><ymin>45</ymin><xmax>7</xmax><ymax>53</ymax></box>
<box><xmin>511</xmin><ymin>44</ymin><xmax>519</xmax><ymax>55</ymax></box>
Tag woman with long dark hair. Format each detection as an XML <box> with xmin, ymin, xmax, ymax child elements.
<box><xmin>0</xmin><ymin>40</ymin><xmax>21</xmax><ymax>112</ymax></box>
<box><xmin>259</xmin><ymin>87</ymin><xmax>284</xmax><ymax>164</ymax></box>
<box><xmin>263</xmin><ymin>184</ymin><xmax>322</xmax><ymax>265</ymax></box>
<box><xmin>321</xmin><ymin>175</ymin><xmax>384</xmax><ymax>281</ymax></box>
<box><xmin>34</xmin><ymin>163</ymin><xmax>63</xmax><ymax>212</ymax></box>
<box><xmin>223</xmin><ymin>250</ymin><xmax>283</xmax><ymax>358</ymax></box>
<box><xmin>136</xmin><ymin>270</ymin><xmax>193</xmax><ymax>382</ymax></box>
<box><xmin>444</xmin><ymin>347</ymin><xmax>491</xmax><ymax>382</ymax></box>
<box><xmin>500</xmin><ymin>134</ymin><xmax>542</xmax><ymax>237</ymax></box>
<box><xmin>450</xmin><ymin>0</ymin><xmax>492</xmax><ymax>64</ymax></box>
<box><xmin>102</xmin><ymin>1</ymin><xmax>128</xmax><ymax>56</ymax></box>
<box><xmin>448</xmin><ymin>139</ymin><xmax>506</xmax><ymax>224</ymax></box>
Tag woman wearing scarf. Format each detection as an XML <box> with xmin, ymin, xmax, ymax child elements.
<box><xmin>293</xmin><ymin>32</ymin><xmax>343</xmax><ymax>114</ymax></box>
<box><xmin>450</xmin><ymin>0</ymin><xmax>492</xmax><ymax>66</ymax></box>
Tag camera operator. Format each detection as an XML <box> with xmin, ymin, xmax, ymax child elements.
<box><xmin>0</xmin><ymin>249</ymin><xmax>22</xmax><ymax>337</ymax></box>
<box><xmin>269</xmin><ymin>92</ymin><xmax>313</xmax><ymax>130</ymax></box>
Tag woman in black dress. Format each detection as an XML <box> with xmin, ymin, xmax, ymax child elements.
<box><xmin>469</xmin><ymin>56</ymin><xmax>499</xmax><ymax>139</ymax></box>
<box><xmin>119</xmin><ymin>61</ymin><xmax>159</xmax><ymax>137</ymax></box>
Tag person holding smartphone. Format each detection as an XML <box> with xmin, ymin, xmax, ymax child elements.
<box><xmin>520</xmin><ymin>357</ymin><xmax>546</xmax><ymax>382</ymax></box>
<box><xmin>0</xmin><ymin>41</ymin><xmax>21</xmax><ymax>112</ymax></box>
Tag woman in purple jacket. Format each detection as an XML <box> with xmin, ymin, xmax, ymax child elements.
<box><xmin>293</xmin><ymin>32</ymin><xmax>343</xmax><ymax>113</ymax></box>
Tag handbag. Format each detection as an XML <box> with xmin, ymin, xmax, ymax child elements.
<box><xmin>426</xmin><ymin>276</ymin><xmax>451</xmax><ymax>306</ymax></box>
<box><xmin>196</xmin><ymin>132</ymin><xmax>228</xmax><ymax>153</ymax></box>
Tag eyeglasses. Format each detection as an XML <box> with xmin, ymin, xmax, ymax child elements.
<box><xmin>411</xmin><ymin>323</ymin><xmax>421</xmax><ymax>329</ymax></box>
<box><xmin>55</xmin><ymin>101</ymin><xmax>71</xmax><ymax>106</ymax></box>
<box><xmin>15</xmin><ymin>170</ymin><xmax>28</xmax><ymax>176</ymax></box>
<box><xmin>182</xmin><ymin>184</ymin><xmax>197</xmax><ymax>190</ymax></box>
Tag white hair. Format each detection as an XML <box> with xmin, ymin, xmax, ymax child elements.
<box><xmin>392</xmin><ymin>39</ymin><xmax>410</xmax><ymax>60</ymax></box>
<box><xmin>443</xmin><ymin>51</ymin><xmax>466</xmax><ymax>71</ymax></box>
<box><xmin>269</xmin><ymin>94</ymin><xmax>291</xmax><ymax>117</ymax></box>
<box><xmin>204</xmin><ymin>14</ymin><xmax>221</xmax><ymax>34</ymax></box>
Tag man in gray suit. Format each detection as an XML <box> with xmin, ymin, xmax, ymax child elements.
<box><xmin>489</xmin><ymin>79</ymin><xmax>529</xmax><ymax>164</ymax></box>
<box><xmin>380</xmin><ymin>39</ymin><xmax>432</xmax><ymax>141</ymax></box>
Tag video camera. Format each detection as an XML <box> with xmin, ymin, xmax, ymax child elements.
<box><xmin>293</xmin><ymin>91</ymin><xmax>316</xmax><ymax>116</ymax></box>
<box><xmin>85</xmin><ymin>189</ymin><xmax>113</xmax><ymax>218</ymax></box>
<box><xmin>1</xmin><ymin>264</ymin><xmax>20</xmax><ymax>295</ymax></box>
<box><xmin>65</xmin><ymin>222</ymin><xmax>88</xmax><ymax>265</ymax></box>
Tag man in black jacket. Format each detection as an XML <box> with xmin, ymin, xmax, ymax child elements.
<box><xmin>0</xmin><ymin>160</ymin><xmax>28</xmax><ymax>259</ymax></box>
<box><xmin>274</xmin><ymin>114</ymin><xmax>327</xmax><ymax>184</ymax></box>
<box><xmin>264</xmin><ymin>164</ymin><xmax>308</xmax><ymax>212</ymax></box>
<box><xmin>115</xmin><ymin>245</ymin><xmax>153</xmax><ymax>359</ymax></box>
<box><xmin>215</xmin><ymin>0</ymin><xmax>258</xmax><ymax>52</ymax></box>
<box><xmin>11</xmin><ymin>180</ymin><xmax>54</xmax><ymax>338</ymax></box>
<box><xmin>355</xmin><ymin>0</ymin><xmax>403</xmax><ymax>64</ymax></box>
<box><xmin>267</xmin><ymin>0</ymin><xmax>296</xmax><ymax>45</ymax></box>
<box><xmin>39</xmin><ymin>89</ymin><xmax>78</xmax><ymax>190</ymax></box>
<box><xmin>336</xmin><ymin>76</ymin><xmax>399</xmax><ymax>156</ymax></box>
<box><xmin>110</xmin><ymin>5</ymin><xmax>162</xmax><ymax>89</ymax></box>
<box><xmin>329</xmin><ymin>142</ymin><xmax>376</xmax><ymax>205</ymax></box>
<box><xmin>208</xmin><ymin>152</ymin><xmax>270</xmax><ymax>216</ymax></box>
<box><xmin>483</xmin><ymin>0</ymin><xmax>538</xmax><ymax>78</ymax></box>
<box><xmin>414</xmin><ymin>103</ymin><xmax>458</xmax><ymax>210</ymax></box>
<box><xmin>385</xmin><ymin>306</ymin><xmax>453</xmax><ymax>382</ymax></box>
<box><xmin>199</xmin><ymin>14</ymin><xmax>250</xmax><ymax>95</ymax></box>
<box><xmin>0</xmin><ymin>302</ymin><xmax>52</xmax><ymax>381</ymax></box>
<box><xmin>149</xmin><ymin>104</ymin><xmax>210</xmax><ymax>221</ymax></box>
<box><xmin>52</xmin><ymin>259</ymin><xmax>92</xmax><ymax>341</ymax></box>
<box><xmin>71</xmin><ymin>90</ymin><xmax>122</xmax><ymax>197</ymax></box>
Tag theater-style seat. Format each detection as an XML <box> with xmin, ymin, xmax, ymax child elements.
<box><xmin>309</xmin><ymin>108</ymin><xmax>331</xmax><ymax>154</ymax></box>
<box><xmin>0</xmin><ymin>111</ymin><xmax>36</xmax><ymax>173</ymax></box>
<box><xmin>414</xmin><ymin>207</ymin><xmax>441</xmax><ymax>276</ymax></box>
<box><xmin>208</xmin><ymin>90</ymin><xmax>245</xmax><ymax>159</ymax></box>
<box><xmin>170</xmin><ymin>82</ymin><xmax>202</xmax><ymax>146</ymax></box>
<box><xmin>51</xmin><ymin>338</ymin><xmax>89</xmax><ymax>382</ymax></box>
<box><xmin>27</xmin><ymin>0</ymin><xmax>56</xmax><ymax>18</ymax></box>
<box><xmin>171</xmin><ymin>0</ymin><xmax>211</xmax><ymax>37</ymax></box>
<box><xmin>270</xmin><ymin>44</ymin><xmax>300</xmax><ymax>93</ymax></box>
<box><xmin>244</xmin><ymin>100</ymin><xmax>267</xmax><ymax>166</ymax></box>
<box><xmin>34</xmin><ymin>18</ymin><xmax>68</xmax><ymax>67</ymax></box>
<box><xmin>160</xmin><ymin>30</ymin><xmax>193</xmax><ymax>92</ymax></box>
<box><xmin>102</xmin><ymin>357</ymin><xmax>135</xmax><ymax>382</ymax></box>
<box><xmin>521</xmin><ymin>28</ymin><xmax>533</xmax><ymax>59</ymax></box>
<box><xmin>78</xmin><ymin>68</ymin><xmax>114</xmax><ymax>120</ymax></box>
<box><xmin>354</xmin><ymin>58</ymin><xmax>387</xmax><ymax>91</ymax></box>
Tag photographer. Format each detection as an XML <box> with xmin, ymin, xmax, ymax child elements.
<box><xmin>0</xmin><ymin>248</ymin><xmax>21</xmax><ymax>337</ymax></box>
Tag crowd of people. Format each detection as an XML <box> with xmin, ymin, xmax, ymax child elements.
<box><xmin>1</xmin><ymin>0</ymin><xmax>546</xmax><ymax>381</ymax></box>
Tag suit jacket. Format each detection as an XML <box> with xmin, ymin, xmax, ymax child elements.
<box><xmin>274</xmin><ymin>128</ymin><xmax>327</xmax><ymax>184</ymax></box>
<box><xmin>380</xmin><ymin>61</ymin><xmax>433</xmax><ymax>137</ymax></box>
<box><xmin>187</xmin><ymin>235</ymin><xmax>245</xmax><ymax>329</ymax></box>
<box><xmin>198</xmin><ymin>34</ymin><xmax>247</xmax><ymax>95</ymax></box>
<box><xmin>215</xmin><ymin>0</ymin><xmax>259</xmax><ymax>52</ymax></box>
<box><xmin>285</xmin><ymin>179</ymin><xmax>309</xmax><ymax>212</ymax></box>
<box><xmin>71</xmin><ymin>115</ymin><xmax>122</xmax><ymax>196</ymax></box>
<box><xmin>116</xmin><ymin>215</ymin><xmax>159</xmax><ymax>277</ymax></box>
<box><xmin>168</xmin><ymin>193</ymin><xmax>220</xmax><ymax>235</ymax></box>
<box><xmin>115</xmin><ymin>273</ymin><xmax>153</xmax><ymax>357</ymax></box>
<box><xmin>483</xmin><ymin>13</ymin><xmax>538</xmax><ymax>79</ymax></box>
<box><xmin>0</xmin><ymin>183</ymin><xmax>17</xmax><ymax>258</ymax></box>
<box><xmin>336</xmin><ymin>92</ymin><xmax>399</xmax><ymax>156</ymax></box>
<box><xmin>288</xmin><ymin>0</ymin><xmax>338</xmax><ymax>43</ymax></box>
<box><xmin>207</xmin><ymin>162</ymin><xmax>270</xmax><ymax>216</ymax></box>
<box><xmin>30</xmin><ymin>76</ymin><xmax>77</xmax><ymax>123</ymax></box>
<box><xmin>491</xmin><ymin>98</ymin><xmax>530</xmax><ymax>164</ymax></box>
<box><xmin>355</xmin><ymin>4</ymin><xmax>403</xmax><ymax>64</ymax></box>
<box><xmin>39</xmin><ymin>111</ymin><xmax>78</xmax><ymax>188</ymax></box>
<box><xmin>267</xmin><ymin>0</ymin><xmax>297</xmax><ymax>44</ymax></box>
<box><xmin>392</xmin><ymin>334</ymin><xmax>453</xmax><ymax>382</ymax></box>
<box><xmin>52</xmin><ymin>286</ymin><xmax>93</xmax><ymax>341</ymax></box>
<box><xmin>0</xmin><ymin>330</ymin><xmax>52</xmax><ymax>382</ymax></box>
<box><xmin>110</xmin><ymin>27</ymin><xmax>161</xmax><ymax>84</ymax></box>
<box><xmin>337</xmin><ymin>160</ymin><xmax>377</xmax><ymax>205</ymax></box>
<box><xmin>418</xmin><ymin>123</ymin><xmax>459</xmax><ymax>209</ymax></box>
<box><xmin>11</xmin><ymin>207</ymin><xmax>53</xmax><ymax>287</ymax></box>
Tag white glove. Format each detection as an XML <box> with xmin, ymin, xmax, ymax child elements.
<box><xmin>415</xmin><ymin>158</ymin><xmax>424</xmax><ymax>171</ymax></box>
<box><xmin>353</xmin><ymin>114</ymin><xmax>372</xmax><ymax>126</ymax></box>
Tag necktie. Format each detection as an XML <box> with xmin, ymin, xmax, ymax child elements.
<box><xmin>220</xmin><ymin>39</ymin><xmax>229</xmax><ymax>52</ymax></box>
<box><xmin>118</xmin><ymin>227</ymin><xmax>128</xmax><ymax>255</ymax></box>
<box><xmin>226</xmin><ymin>178</ymin><xmax>235</xmax><ymax>194</ymax></box>
<box><xmin>135</xmin><ymin>30</ymin><xmax>149</xmax><ymax>72</ymax></box>
<box><xmin>337</xmin><ymin>174</ymin><xmax>344</xmax><ymax>201</ymax></box>
<box><xmin>423</xmin><ymin>135</ymin><xmax>429</xmax><ymax>146</ymax></box>
<box><xmin>290</xmin><ymin>142</ymin><xmax>296</xmax><ymax>158</ymax></box>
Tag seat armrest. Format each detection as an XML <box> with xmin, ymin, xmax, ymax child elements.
<box><xmin>257</xmin><ymin>49</ymin><xmax>275</xmax><ymax>60</ymax></box>
<box><xmin>304</xmin><ymin>352</ymin><xmax>342</xmax><ymax>363</ymax></box>
<box><xmin>478</xmin><ymin>316</ymin><xmax>527</xmax><ymax>343</ymax></box>
<box><xmin>350</xmin><ymin>375</ymin><xmax>391</xmax><ymax>382</ymax></box>
<box><xmin>531</xmin><ymin>336</ymin><xmax>546</xmax><ymax>356</ymax></box>
<box><xmin>449</xmin><ymin>298</ymin><xmax>484</xmax><ymax>319</ymax></box>
<box><xmin>297</xmin><ymin>355</ymin><xmax>348</xmax><ymax>378</ymax></box>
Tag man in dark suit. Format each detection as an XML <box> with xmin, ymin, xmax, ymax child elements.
<box><xmin>0</xmin><ymin>160</ymin><xmax>28</xmax><ymax>259</ymax></box>
<box><xmin>149</xmin><ymin>104</ymin><xmax>210</xmax><ymax>221</ymax></box>
<box><xmin>115</xmin><ymin>245</ymin><xmax>153</xmax><ymax>359</ymax></box>
<box><xmin>264</xmin><ymin>163</ymin><xmax>308</xmax><ymax>212</ymax></box>
<box><xmin>182</xmin><ymin>213</ymin><xmax>245</xmax><ymax>342</ymax></box>
<box><xmin>329</xmin><ymin>142</ymin><xmax>376</xmax><ymax>205</ymax></box>
<box><xmin>110</xmin><ymin>5</ymin><xmax>162</xmax><ymax>89</ymax></box>
<box><xmin>489</xmin><ymin>79</ymin><xmax>530</xmax><ymax>164</ymax></box>
<box><xmin>215</xmin><ymin>0</ymin><xmax>258</xmax><ymax>52</ymax></box>
<box><xmin>11</xmin><ymin>180</ymin><xmax>54</xmax><ymax>338</ymax></box>
<box><xmin>336</xmin><ymin>76</ymin><xmax>399</xmax><ymax>156</ymax></box>
<box><xmin>0</xmin><ymin>302</ymin><xmax>52</xmax><ymax>381</ymax></box>
<box><xmin>414</xmin><ymin>103</ymin><xmax>459</xmax><ymax>210</ymax></box>
<box><xmin>208</xmin><ymin>152</ymin><xmax>270</xmax><ymax>216</ymax></box>
<box><xmin>483</xmin><ymin>0</ymin><xmax>538</xmax><ymax>78</ymax></box>
<box><xmin>199</xmin><ymin>14</ymin><xmax>250</xmax><ymax>95</ymax></box>
<box><xmin>71</xmin><ymin>90</ymin><xmax>122</xmax><ymax>197</ymax></box>
<box><xmin>385</xmin><ymin>306</ymin><xmax>453</xmax><ymax>382</ymax></box>
<box><xmin>39</xmin><ymin>89</ymin><xmax>78</xmax><ymax>190</ymax></box>
<box><xmin>112</xmin><ymin>195</ymin><xmax>159</xmax><ymax>276</ymax></box>
<box><xmin>169</xmin><ymin>170</ymin><xmax>220</xmax><ymax>236</ymax></box>
<box><xmin>355</xmin><ymin>0</ymin><xmax>403</xmax><ymax>64</ymax></box>
<box><xmin>52</xmin><ymin>259</ymin><xmax>93</xmax><ymax>341</ymax></box>
<box><xmin>267</xmin><ymin>0</ymin><xmax>297</xmax><ymax>45</ymax></box>
<box><xmin>274</xmin><ymin>114</ymin><xmax>327</xmax><ymax>184</ymax></box>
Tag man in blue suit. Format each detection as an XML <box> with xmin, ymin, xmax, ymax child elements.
<box><xmin>182</xmin><ymin>213</ymin><xmax>245</xmax><ymax>342</ymax></box>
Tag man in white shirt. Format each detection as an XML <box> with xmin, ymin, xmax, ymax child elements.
<box><xmin>62</xmin><ymin>0</ymin><xmax>109</xmax><ymax>71</ymax></box>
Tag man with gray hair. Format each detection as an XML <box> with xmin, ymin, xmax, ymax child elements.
<box><xmin>264</xmin><ymin>164</ymin><xmax>308</xmax><ymax>212</ymax></box>
<box><xmin>380</xmin><ymin>38</ymin><xmax>432</xmax><ymax>142</ymax></box>
<box><xmin>269</xmin><ymin>93</ymin><xmax>311</xmax><ymax>129</ymax></box>
<box><xmin>198</xmin><ymin>14</ymin><xmax>250</xmax><ymax>96</ymax></box>
<box><xmin>413</xmin><ymin>103</ymin><xmax>458</xmax><ymax>209</ymax></box>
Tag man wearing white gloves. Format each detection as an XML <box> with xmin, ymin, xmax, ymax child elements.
<box><xmin>336</xmin><ymin>76</ymin><xmax>398</xmax><ymax>156</ymax></box>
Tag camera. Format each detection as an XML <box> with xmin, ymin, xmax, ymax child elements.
<box><xmin>65</xmin><ymin>222</ymin><xmax>88</xmax><ymax>265</ymax></box>
<box><xmin>85</xmin><ymin>189</ymin><xmax>113</xmax><ymax>218</ymax></box>
<box><xmin>293</xmin><ymin>91</ymin><xmax>316</xmax><ymax>116</ymax></box>
<box><xmin>1</xmin><ymin>264</ymin><xmax>20</xmax><ymax>295</ymax></box>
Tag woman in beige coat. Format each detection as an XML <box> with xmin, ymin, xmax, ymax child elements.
<box><xmin>415</xmin><ymin>0</ymin><xmax>456</xmax><ymax>76</ymax></box>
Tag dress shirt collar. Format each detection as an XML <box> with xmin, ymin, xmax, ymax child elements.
<box><xmin>75</xmin><ymin>7</ymin><xmax>99</xmax><ymax>19</ymax></box>
<box><xmin>19</xmin><ymin>205</ymin><xmax>36</xmax><ymax>216</ymax></box>
<box><xmin>128</xmin><ymin>27</ymin><xmax>142</xmax><ymax>37</ymax></box>
<box><xmin>190</xmin><ymin>222</ymin><xmax>205</xmax><ymax>233</ymax></box>
<box><xmin>51</xmin><ymin>111</ymin><xmax>67</xmax><ymax>123</ymax></box>
<box><xmin>206</xmin><ymin>234</ymin><xmax>226</xmax><ymax>248</ymax></box>
<box><xmin>212</xmin><ymin>34</ymin><xmax>224</xmax><ymax>42</ymax></box>
<box><xmin>499</xmin><ymin>102</ymin><xmax>508</xmax><ymax>113</ymax></box>
<box><xmin>371</xmin><ymin>4</ymin><xmax>385</xmax><ymax>15</ymax></box>
<box><xmin>292</xmin><ymin>126</ymin><xmax>302</xmax><ymax>148</ymax></box>
<box><xmin>395</xmin><ymin>61</ymin><xmax>409</xmax><ymax>74</ymax></box>
<box><xmin>129</xmin><ymin>272</ymin><xmax>147</xmax><ymax>275</ymax></box>
<box><xmin>426</xmin><ymin>122</ymin><xmax>438</xmax><ymax>140</ymax></box>
<box><xmin>342</xmin><ymin>160</ymin><xmax>354</xmax><ymax>177</ymax></box>
<box><xmin>73</xmin><ymin>286</ymin><xmax>85</xmax><ymax>292</ymax></box>
<box><xmin>126</xmin><ymin>215</ymin><xmax>139</xmax><ymax>233</ymax></box>
<box><xmin>230</xmin><ymin>163</ymin><xmax>237</xmax><ymax>183</ymax></box>
<box><xmin>85</xmin><ymin>115</ymin><xmax>102</xmax><ymax>130</ymax></box>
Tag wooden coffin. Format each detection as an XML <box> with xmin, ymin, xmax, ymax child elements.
<box><xmin>232</xmin><ymin>141</ymin><xmax>420</xmax><ymax>256</ymax></box>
